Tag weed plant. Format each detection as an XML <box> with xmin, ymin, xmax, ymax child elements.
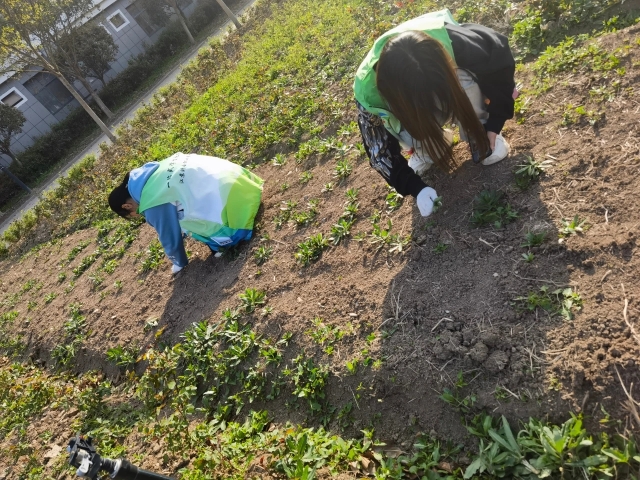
<box><xmin>471</xmin><ymin>190</ymin><xmax>518</xmax><ymax>228</ymax></box>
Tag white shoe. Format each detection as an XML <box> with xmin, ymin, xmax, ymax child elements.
<box><xmin>482</xmin><ymin>134</ymin><xmax>510</xmax><ymax>166</ymax></box>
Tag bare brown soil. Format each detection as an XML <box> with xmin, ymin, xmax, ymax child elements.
<box><xmin>1</xmin><ymin>18</ymin><xmax>640</xmax><ymax>479</ymax></box>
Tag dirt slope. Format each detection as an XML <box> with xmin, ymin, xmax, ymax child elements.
<box><xmin>1</xmin><ymin>11</ymin><xmax>640</xmax><ymax>478</ymax></box>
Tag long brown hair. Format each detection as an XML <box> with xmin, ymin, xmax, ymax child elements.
<box><xmin>376</xmin><ymin>31</ymin><xmax>490</xmax><ymax>171</ymax></box>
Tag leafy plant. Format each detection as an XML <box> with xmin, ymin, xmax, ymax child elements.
<box><xmin>471</xmin><ymin>190</ymin><xmax>518</xmax><ymax>228</ymax></box>
<box><xmin>139</xmin><ymin>240</ymin><xmax>165</xmax><ymax>272</ymax></box>
<box><xmin>44</xmin><ymin>292</ymin><xmax>57</xmax><ymax>304</ymax></box>
<box><xmin>515</xmin><ymin>286</ymin><xmax>583</xmax><ymax>319</ymax></box>
<box><xmin>284</xmin><ymin>355</ymin><xmax>329</xmax><ymax>413</ymax></box>
<box><xmin>239</xmin><ymin>288</ymin><xmax>266</xmax><ymax>313</ymax></box>
<box><xmin>433</xmin><ymin>242</ymin><xmax>448</xmax><ymax>254</ymax></box>
<box><xmin>385</xmin><ymin>187</ymin><xmax>403</xmax><ymax>212</ymax></box>
<box><xmin>294</xmin><ymin>234</ymin><xmax>329</xmax><ymax>266</ymax></box>
<box><xmin>522</xmin><ymin>231</ymin><xmax>546</xmax><ymax>247</ymax></box>
<box><xmin>300</xmin><ymin>171</ymin><xmax>313</xmax><ymax>184</ymax></box>
<box><xmin>515</xmin><ymin>156</ymin><xmax>552</xmax><ymax>189</ymax></box>
<box><xmin>329</xmin><ymin>218</ymin><xmax>354</xmax><ymax>245</ymax></box>
<box><xmin>522</xmin><ymin>252</ymin><xmax>535</xmax><ymax>263</ymax></box>
<box><xmin>560</xmin><ymin>215</ymin><xmax>588</xmax><ymax>237</ymax></box>
<box><xmin>272</xmin><ymin>153</ymin><xmax>286</xmax><ymax>166</ymax></box>
<box><xmin>254</xmin><ymin>245</ymin><xmax>273</xmax><ymax>265</ymax></box>
<box><xmin>106</xmin><ymin>345</ymin><xmax>139</xmax><ymax>371</ymax></box>
<box><xmin>334</xmin><ymin>159</ymin><xmax>352</xmax><ymax>180</ymax></box>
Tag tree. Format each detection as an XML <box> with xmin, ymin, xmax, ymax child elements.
<box><xmin>213</xmin><ymin>0</ymin><xmax>241</xmax><ymax>30</ymax></box>
<box><xmin>139</xmin><ymin>0</ymin><xmax>195</xmax><ymax>45</ymax></box>
<box><xmin>52</xmin><ymin>22</ymin><xmax>119</xmax><ymax>118</ymax></box>
<box><xmin>0</xmin><ymin>103</ymin><xmax>25</xmax><ymax>167</ymax></box>
<box><xmin>0</xmin><ymin>0</ymin><xmax>116</xmax><ymax>142</ymax></box>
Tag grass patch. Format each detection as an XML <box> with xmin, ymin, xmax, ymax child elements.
<box><xmin>470</xmin><ymin>190</ymin><xmax>518</xmax><ymax>228</ymax></box>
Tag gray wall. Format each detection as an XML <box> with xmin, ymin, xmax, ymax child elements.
<box><xmin>0</xmin><ymin>0</ymin><xmax>199</xmax><ymax>165</ymax></box>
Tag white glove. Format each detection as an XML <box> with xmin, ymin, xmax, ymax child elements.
<box><xmin>171</xmin><ymin>264</ymin><xmax>184</xmax><ymax>274</ymax></box>
<box><xmin>416</xmin><ymin>187</ymin><xmax>438</xmax><ymax>217</ymax></box>
<box><xmin>482</xmin><ymin>134</ymin><xmax>510</xmax><ymax>166</ymax></box>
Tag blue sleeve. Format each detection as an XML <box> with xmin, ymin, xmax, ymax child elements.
<box><xmin>143</xmin><ymin>204</ymin><xmax>188</xmax><ymax>268</ymax></box>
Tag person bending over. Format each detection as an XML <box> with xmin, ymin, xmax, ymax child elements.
<box><xmin>108</xmin><ymin>153</ymin><xmax>263</xmax><ymax>274</ymax></box>
<box><xmin>354</xmin><ymin>9</ymin><xmax>517</xmax><ymax>217</ymax></box>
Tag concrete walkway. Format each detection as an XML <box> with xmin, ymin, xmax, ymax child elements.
<box><xmin>0</xmin><ymin>0</ymin><xmax>256</xmax><ymax>235</ymax></box>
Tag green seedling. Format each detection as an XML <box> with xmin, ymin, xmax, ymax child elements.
<box><xmin>515</xmin><ymin>286</ymin><xmax>583</xmax><ymax>319</ymax></box>
<box><xmin>471</xmin><ymin>190</ymin><xmax>518</xmax><ymax>228</ymax></box>
<box><xmin>432</xmin><ymin>196</ymin><xmax>443</xmax><ymax>213</ymax></box>
<box><xmin>329</xmin><ymin>218</ymin><xmax>354</xmax><ymax>245</ymax></box>
<box><xmin>139</xmin><ymin>240</ymin><xmax>165</xmax><ymax>272</ymax></box>
<box><xmin>239</xmin><ymin>288</ymin><xmax>266</xmax><ymax>313</ymax></box>
<box><xmin>522</xmin><ymin>252</ymin><xmax>535</xmax><ymax>263</ymax></box>
<box><xmin>253</xmin><ymin>245</ymin><xmax>273</xmax><ymax>265</ymax></box>
<box><xmin>321</xmin><ymin>182</ymin><xmax>334</xmax><ymax>192</ymax></box>
<box><xmin>294</xmin><ymin>234</ymin><xmax>329</xmax><ymax>266</ymax></box>
<box><xmin>272</xmin><ymin>153</ymin><xmax>286</xmax><ymax>166</ymax></box>
<box><xmin>433</xmin><ymin>242</ymin><xmax>448</xmax><ymax>254</ymax></box>
<box><xmin>345</xmin><ymin>188</ymin><xmax>358</xmax><ymax>202</ymax></box>
<box><xmin>44</xmin><ymin>292</ymin><xmax>57</xmax><ymax>304</ymax></box>
<box><xmin>385</xmin><ymin>187</ymin><xmax>403</xmax><ymax>212</ymax></box>
<box><xmin>300</xmin><ymin>171</ymin><xmax>313</xmax><ymax>184</ymax></box>
<box><xmin>334</xmin><ymin>159</ymin><xmax>352</xmax><ymax>180</ymax></box>
<box><xmin>57</xmin><ymin>272</ymin><xmax>67</xmax><ymax>283</ymax></box>
<box><xmin>560</xmin><ymin>215</ymin><xmax>588</xmax><ymax>237</ymax></box>
<box><xmin>522</xmin><ymin>231</ymin><xmax>546</xmax><ymax>247</ymax></box>
<box><xmin>106</xmin><ymin>345</ymin><xmax>139</xmax><ymax>371</ymax></box>
<box><xmin>280</xmin><ymin>182</ymin><xmax>290</xmax><ymax>192</ymax></box>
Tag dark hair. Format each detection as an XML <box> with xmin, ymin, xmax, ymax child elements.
<box><xmin>376</xmin><ymin>31</ymin><xmax>490</xmax><ymax>171</ymax></box>
<box><xmin>108</xmin><ymin>172</ymin><xmax>132</xmax><ymax>218</ymax></box>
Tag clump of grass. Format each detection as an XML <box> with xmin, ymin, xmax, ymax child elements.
<box><xmin>329</xmin><ymin>218</ymin><xmax>354</xmax><ymax>245</ymax></box>
<box><xmin>294</xmin><ymin>234</ymin><xmax>329</xmax><ymax>266</ymax></box>
<box><xmin>515</xmin><ymin>286</ymin><xmax>583</xmax><ymax>319</ymax></box>
<box><xmin>470</xmin><ymin>190</ymin><xmax>518</xmax><ymax>228</ymax></box>
<box><xmin>385</xmin><ymin>187</ymin><xmax>403</xmax><ymax>212</ymax></box>
<box><xmin>239</xmin><ymin>288</ymin><xmax>266</xmax><ymax>313</ymax></box>
<box><xmin>334</xmin><ymin>159</ymin><xmax>352</xmax><ymax>180</ymax></box>
<box><xmin>272</xmin><ymin>153</ymin><xmax>286</xmax><ymax>166</ymax></box>
<box><xmin>522</xmin><ymin>231</ymin><xmax>546</xmax><ymax>247</ymax></box>
<box><xmin>254</xmin><ymin>245</ymin><xmax>273</xmax><ymax>265</ymax></box>
<box><xmin>139</xmin><ymin>240</ymin><xmax>165</xmax><ymax>272</ymax></box>
<box><xmin>300</xmin><ymin>171</ymin><xmax>313</xmax><ymax>184</ymax></box>
<box><xmin>560</xmin><ymin>215</ymin><xmax>588</xmax><ymax>237</ymax></box>
<box><xmin>514</xmin><ymin>156</ymin><xmax>552</xmax><ymax>189</ymax></box>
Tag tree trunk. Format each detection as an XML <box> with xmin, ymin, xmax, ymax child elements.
<box><xmin>169</xmin><ymin>0</ymin><xmax>195</xmax><ymax>44</ymax></box>
<box><xmin>0</xmin><ymin>165</ymin><xmax>31</xmax><ymax>193</ymax></box>
<box><xmin>213</xmin><ymin>0</ymin><xmax>241</xmax><ymax>29</ymax></box>
<box><xmin>6</xmin><ymin>149</ymin><xmax>23</xmax><ymax>168</ymax></box>
<box><xmin>78</xmin><ymin>77</ymin><xmax>114</xmax><ymax>119</ymax></box>
<box><xmin>57</xmin><ymin>74</ymin><xmax>116</xmax><ymax>142</ymax></box>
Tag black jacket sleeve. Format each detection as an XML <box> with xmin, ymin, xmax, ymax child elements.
<box><xmin>356</xmin><ymin>102</ymin><xmax>427</xmax><ymax>198</ymax></box>
<box><xmin>445</xmin><ymin>23</ymin><xmax>516</xmax><ymax>134</ymax></box>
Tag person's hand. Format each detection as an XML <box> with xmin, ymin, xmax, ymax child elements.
<box><xmin>171</xmin><ymin>264</ymin><xmax>184</xmax><ymax>274</ymax></box>
<box><xmin>487</xmin><ymin>131</ymin><xmax>497</xmax><ymax>151</ymax></box>
<box><xmin>416</xmin><ymin>187</ymin><xmax>438</xmax><ymax>217</ymax></box>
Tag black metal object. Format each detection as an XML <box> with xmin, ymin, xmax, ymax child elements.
<box><xmin>67</xmin><ymin>436</ymin><xmax>174</xmax><ymax>480</ymax></box>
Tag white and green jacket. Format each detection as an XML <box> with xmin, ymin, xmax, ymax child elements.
<box><xmin>128</xmin><ymin>153</ymin><xmax>264</xmax><ymax>267</ymax></box>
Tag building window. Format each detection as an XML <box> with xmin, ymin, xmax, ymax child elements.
<box><xmin>107</xmin><ymin>10</ymin><xmax>130</xmax><ymax>32</ymax></box>
<box><xmin>0</xmin><ymin>87</ymin><xmax>27</xmax><ymax>108</ymax></box>
<box><xmin>126</xmin><ymin>1</ymin><xmax>162</xmax><ymax>37</ymax></box>
<box><xmin>23</xmin><ymin>73</ymin><xmax>74</xmax><ymax>115</ymax></box>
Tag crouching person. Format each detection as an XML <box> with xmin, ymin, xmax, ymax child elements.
<box><xmin>108</xmin><ymin>153</ymin><xmax>264</xmax><ymax>274</ymax></box>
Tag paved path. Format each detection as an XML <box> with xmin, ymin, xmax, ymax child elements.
<box><xmin>0</xmin><ymin>0</ymin><xmax>256</xmax><ymax>235</ymax></box>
